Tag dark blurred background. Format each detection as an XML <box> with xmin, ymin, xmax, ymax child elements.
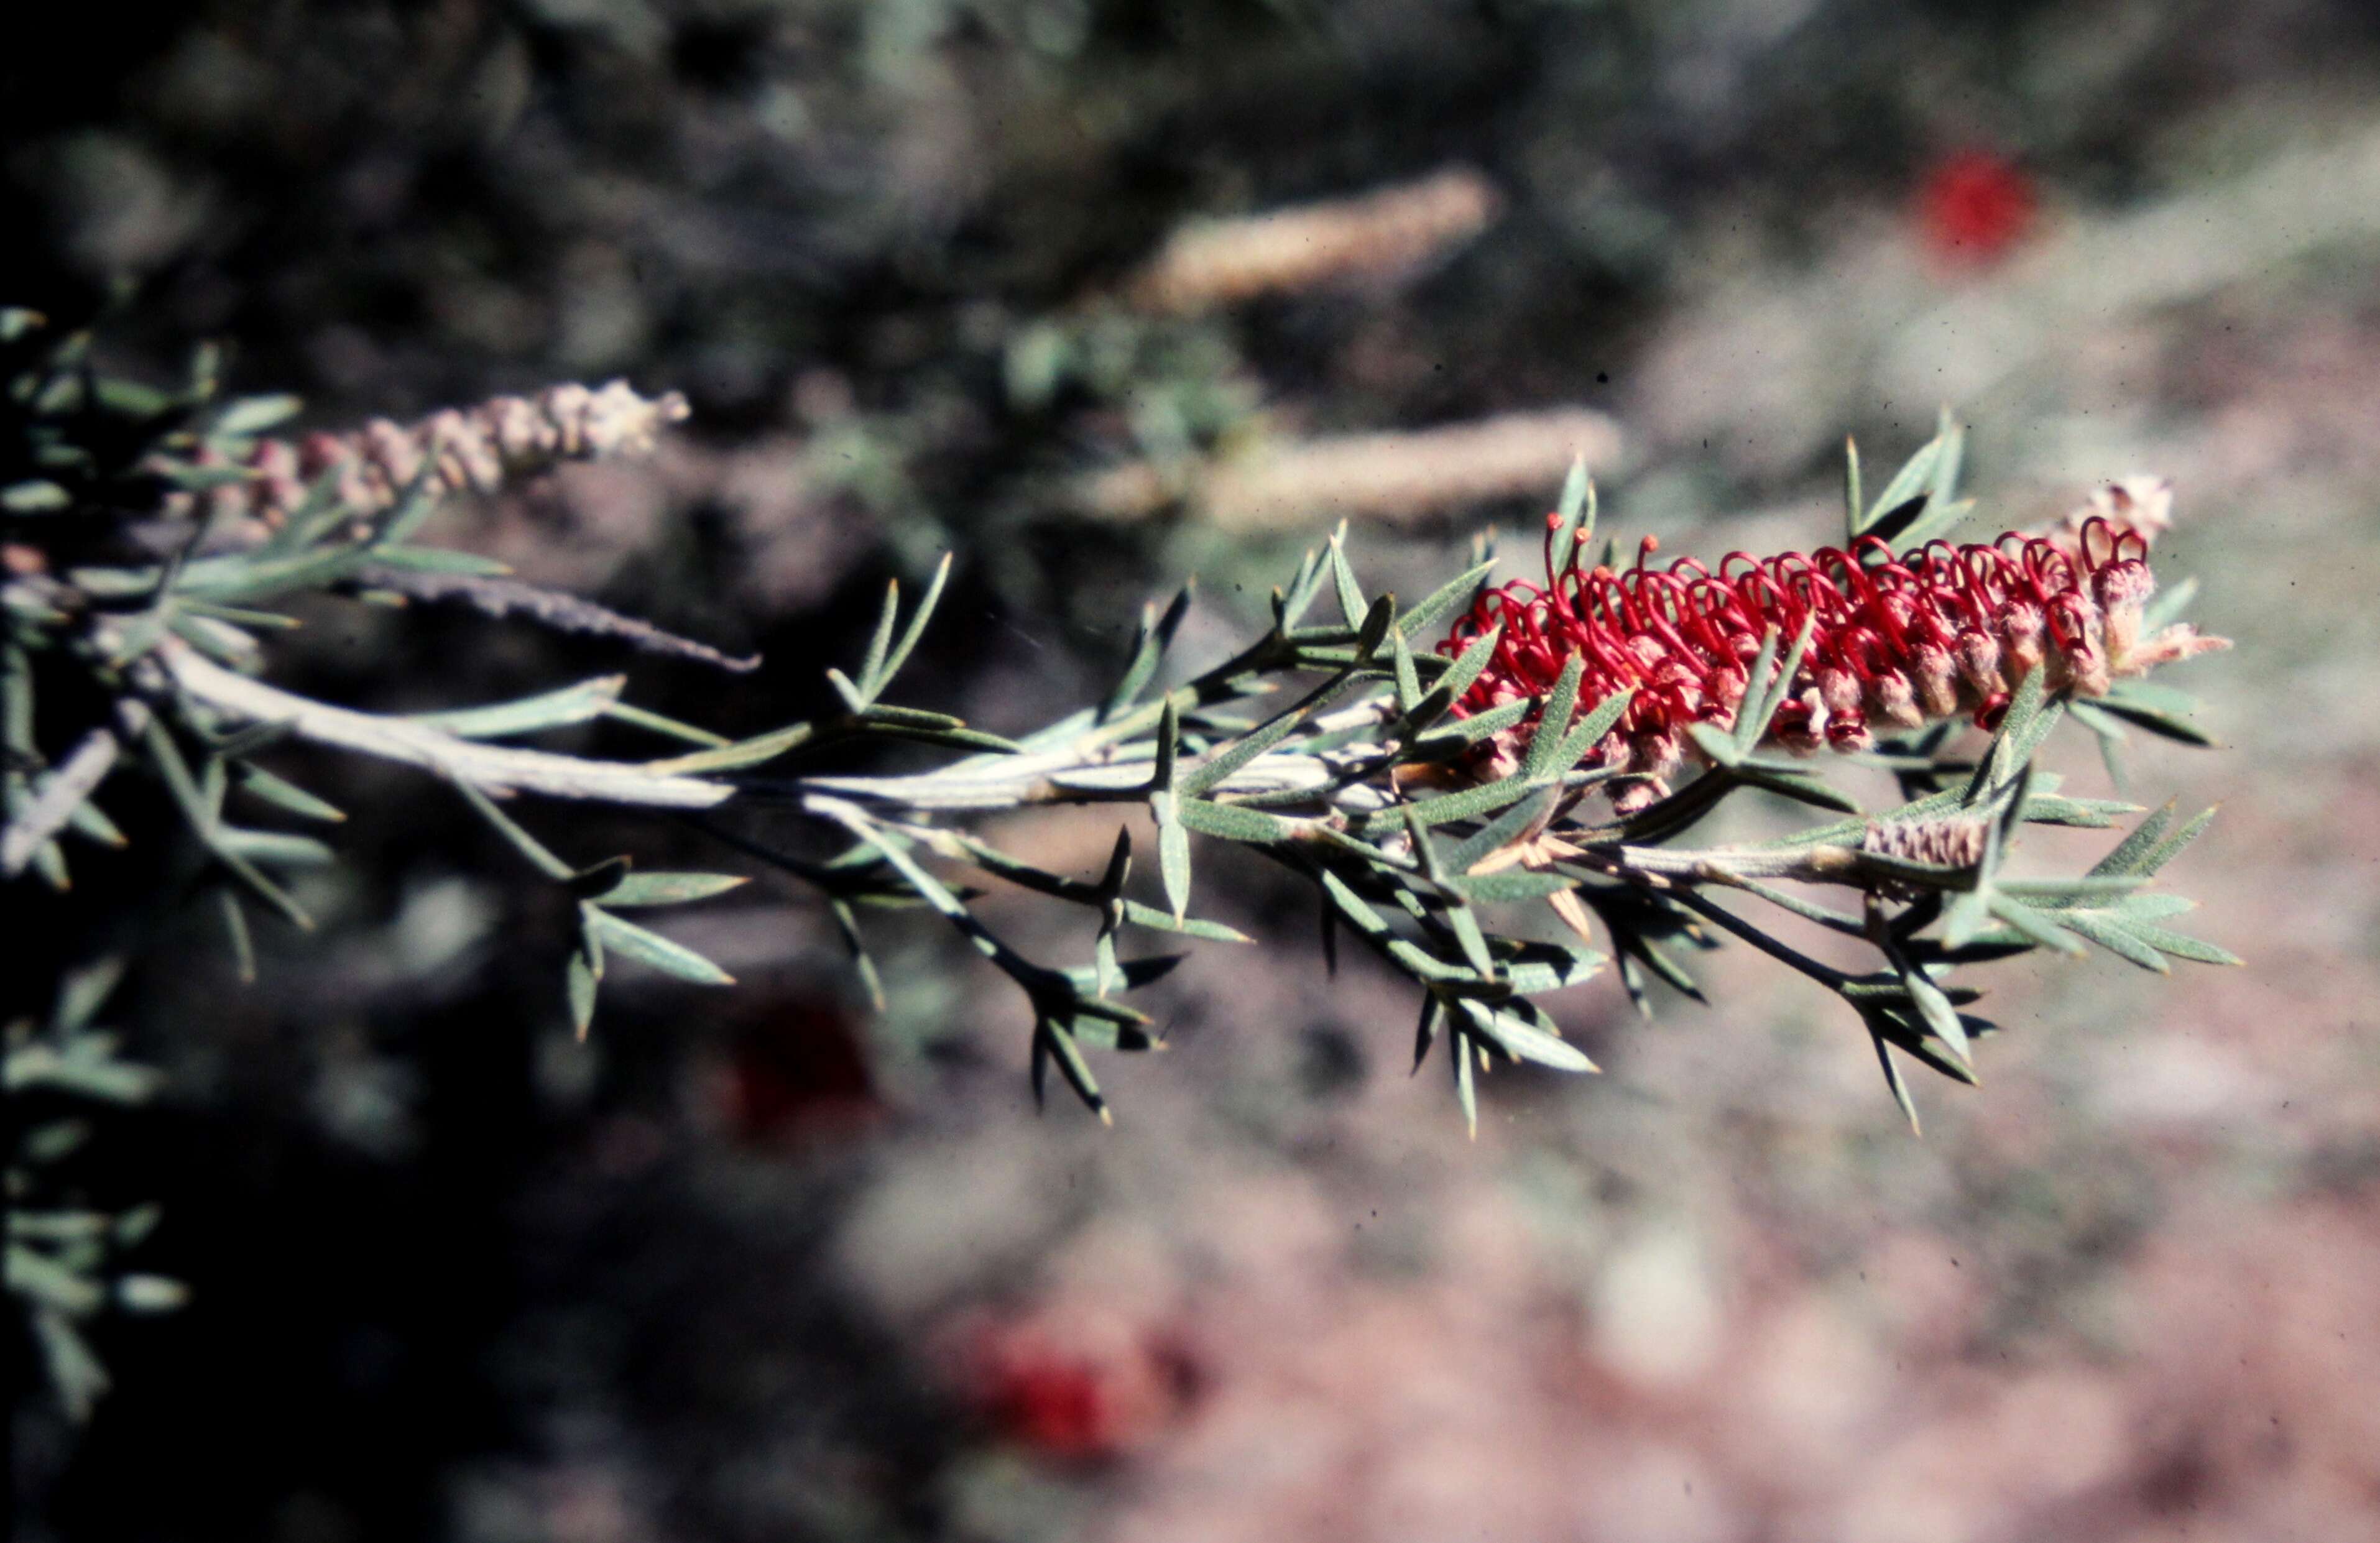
<box><xmin>9</xmin><ymin>2</ymin><xmax>2380</xmax><ymax>1539</ymax></box>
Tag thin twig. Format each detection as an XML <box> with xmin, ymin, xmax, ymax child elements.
<box><xmin>157</xmin><ymin>640</ymin><xmax>734</xmax><ymax>808</ymax></box>
<box><xmin>2</xmin><ymin>718</ymin><xmax>134</xmax><ymax>878</ymax></box>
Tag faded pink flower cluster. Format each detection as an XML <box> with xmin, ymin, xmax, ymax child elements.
<box><xmin>192</xmin><ymin>380</ymin><xmax>690</xmax><ymax>530</ymax></box>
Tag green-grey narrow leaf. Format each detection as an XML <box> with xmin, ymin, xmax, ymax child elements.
<box><xmin>1039</xmin><ymin>1019</ymin><xmax>1110</xmax><ymax>1122</ymax></box>
<box><xmin>373</xmin><ymin>470</ymin><xmax>445</xmax><ymax>548</ymax></box>
<box><xmin>1866</xmin><ymin>1005</ymin><xmax>1981</xmax><ymax>1089</ymax></box>
<box><xmin>1984</xmin><ymin>892</ymin><xmax>2085</xmax><ymax>956</ymax></box>
<box><xmin>1390</xmin><ymin>775</ymin><xmax>1544</xmax><ymax>843</ymax></box>
<box><xmin>566</xmin><ymin>947</ymin><xmax>599</xmax><ymax>1039</ymax></box>
<box><xmin>1851</xmin><ymin>849</ymin><xmax>1979</xmax><ymax>892</ymax></box>
<box><xmin>1281</xmin><ymin>546</ymin><xmax>1329</xmax><ymax>629</ymax></box>
<box><xmin>1174</xmin><ymin>798</ymin><xmax>1295</xmax><ymax>843</ymax></box>
<box><xmin>2138</xmin><ymin>805</ymin><xmax>2218</xmax><ymax>878</ymax></box>
<box><xmin>141</xmin><ymin>721</ymin><xmax>313</xmax><ymax>928</ymax></box>
<box><xmin>1417</xmin><ymin>696</ymin><xmax>1533</xmax><ymax>752</ymax></box>
<box><xmin>597</xmin><ymin>872</ymin><xmax>750</xmax><ymax>907</ymax></box>
<box><xmin>218</xmin><ymin>888</ymin><xmax>256</xmax><ymax>984</ymax></box>
<box><xmin>1547</xmin><ymin>454</ymin><xmax>1592</xmax><ymax>577</ymax></box>
<box><xmin>1097</xmin><ymin>826</ymin><xmax>1132</xmax><ymax>903</ymax></box>
<box><xmin>1316</xmin><ymin>869</ymin><xmax>1393</xmax><ymax>937</ymax></box>
<box><xmin>1152</xmin><ymin>790</ymin><xmax>1191</xmax><ymax>923</ymax></box>
<box><xmin>256</xmin><ymin>466</ymin><xmax>357</xmax><ymax>557</ymax></box>
<box><xmin>856</xmin><ymin>577</ymin><xmax>902</xmax><ymax>703</ymax></box>
<box><xmin>1437</xmin><ymin>785</ymin><xmax>1561</xmax><ymax>877</ymax></box>
<box><xmin>1443</xmin><ymin>903</ymin><xmax>1496</xmax><ymax>979</ymax></box>
<box><xmin>828</xmin><ymin>898</ymin><xmax>886</xmax><ymax>1012</ymax></box>
<box><xmin>1500</xmin><ymin>945</ymin><xmax>1606</xmax><ymax>995</ymax></box>
<box><xmin>1457</xmin><ymin>999</ymin><xmax>1596</xmax><ymax>1073</ymax></box>
<box><xmin>2094</xmin><ymin>697</ymin><xmax>2218</xmax><ymax>747</ymax></box>
<box><xmin>1092</xmin><ymin>929</ymin><xmax>1121</xmax><ymax>999</ymax></box>
<box><xmin>2115</xmin><ymin>892</ymin><xmax>2197</xmax><ymax>922</ymax></box>
<box><xmin>602</xmin><ymin>701</ymin><xmax>731</xmax><ymax>748</ymax></box>
<box><xmin>366</xmin><ymin>545</ymin><xmax>512</xmax><ymax>576</ymax></box>
<box><xmin>582</xmin><ymin>906</ymin><xmax>736</xmax><ymax>985</ymax></box>
<box><xmin>1399</xmin><ymin>560</ymin><xmax>1497</xmax><ymax>641</ymax></box>
<box><xmin>1064</xmin><ymin>1014</ymin><xmax>1158</xmax><ymax>1054</ymax></box>
<box><xmin>1737</xmin><ymin>618</ymin><xmax>1817</xmax><ymax>755</ymax></box>
<box><xmin>1386</xmin><ymin>938</ymin><xmax>1478</xmax><ymax>983</ymax></box>
<box><xmin>1941</xmin><ymin>888</ymin><xmax>1993</xmax><ymax>952</ymax></box>
<box><xmin>850</xmin><ymin>704</ymin><xmax>964</xmax><ymax>730</ymax></box>
<box><xmin>1977</xmin><ymin>666</ymin><xmax>2050</xmax><ymax>792</ymax></box>
<box><xmin>1842</xmin><ymin>436</ymin><xmax>1864</xmax><ymax>540</ymax></box>
<box><xmin>218</xmin><ymin>829</ymin><xmax>336</xmax><ymax>868</ymax></box>
<box><xmin>1733</xmin><ymin>765</ymin><xmax>1861</xmax><ymax>814</ymax></box>
<box><xmin>1729</xmin><ymin>625</ymin><xmax>1784</xmax><ymax>753</ymax></box>
<box><xmin>1412</xmin><ymin>992</ymin><xmax>1442</xmax><ymax>1072</ymax></box>
<box><xmin>1061</xmin><ymin>953</ymin><xmax>1185</xmax><ymax>998</ymax></box>
<box><xmin>1354</xmin><ymin>594</ymin><xmax>1396</xmax><ymax>661</ymax></box>
<box><xmin>1868</xmin><ymin>1025</ymin><xmax>1922</xmax><ymax>1135</ymax></box>
<box><xmin>1553</xmin><ymin>686</ymin><xmax>1634</xmax><ymax>773</ymax></box>
<box><xmin>1888</xmin><ymin>495</ymin><xmax>1976</xmax><ymax>553</ymax></box>
<box><xmin>210</xmin><ymin>719</ymin><xmax>298</xmax><ymax>760</ymax></box>
<box><xmin>2143</xmin><ymin>574</ymin><xmax>2198</xmax><ymax>631</ymax></box>
<box><xmin>570</xmin><ymin>856</ymin><xmax>634</xmax><ymax>900</ymax></box>
<box><xmin>1118</xmin><ymin>902</ymin><xmax>1249</xmax><ymax>941</ymax></box>
<box><xmin>1925</xmin><ymin>410</ymin><xmax>1965</xmax><ymax>512</ymax></box>
<box><xmin>1431</xmin><ymin>624</ymin><xmax>1503</xmax><ymax>710</ymax></box>
<box><xmin>825</xmin><ymin>668</ymin><xmax>868</xmax><ymax>715</ymax></box>
<box><xmin>1862</xmin><ymin>431</ymin><xmax>1942</xmax><ymax>533</ymax></box>
<box><xmin>212</xmin><ymin>394</ymin><xmax>303</xmax><ymax>436</ymax></box>
<box><xmin>1328</xmin><ymin>528</ymin><xmax>1366</xmax><ymax>630</ymax></box>
<box><xmin>66</xmin><ymin>797</ymin><xmax>127</xmax><ymax>848</ymax></box>
<box><xmin>1390</xmin><ymin>625</ymin><xmax>1422</xmax><ymax>714</ymax></box>
<box><xmin>234</xmin><ymin>765</ymin><xmax>346</xmax><ymax>823</ymax></box>
<box><xmin>2057</xmin><ymin>911</ymin><xmax>2170</xmax><ymax>974</ymax></box>
<box><xmin>1178</xmin><ymin>709</ymin><xmax>1306</xmax><ymax>796</ymax></box>
<box><xmin>1453</xmin><ymin>1017</ymin><xmax>1478</xmax><ymax>1138</ymax></box>
<box><xmin>862</xmin><ymin>724</ymin><xmax>1022</xmax><ymax>755</ymax></box>
<box><xmin>407</xmin><ymin>676</ymin><xmax>627</xmax><ymax>739</ymax></box>
<box><xmin>1447</xmin><ymin>870</ymin><xmax>1577</xmax><ymax>903</ymax></box>
<box><xmin>1524</xmin><ymin>653</ymin><xmax>1586</xmax><ymax>781</ymax></box>
<box><xmin>1686</xmin><ymin>721</ymin><xmax>1740</xmax><ymax>769</ymax></box>
<box><xmin>2065</xmin><ymin>697</ymin><xmax>2130</xmax><ymax>741</ymax></box>
<box><xmin>52</xmin><ymin>957</ymin><xmax>127</xmax><ymax>1035</ymax></box>
<box><xmin>3</xmin><ymin>480</ymin><xmax>73</xmax><ymax>514</ymax></box>
<box><xmin>2126</xmin><ymin>923</ymin><xmax>2241</xmax><ymax>967</ymax></box>
<box><xmin>451</xmin><ymin>776</ymin><xmax>574</xmax><ymax>880</ymax></box>
<box><xmin>1151</xmin><ymin>699</ymin><xmax>1180</xmax><ymax>793</ymax></box>
<box><xmin>1893</xmin><ymin>952</ymin><xmax>1971</xmax><ymax>1070</ymax></box>
<box><xmin>2021</xmin><ymin>792</ymin><xmax>2129</xmax><ymax>828</ymax></box>
<box><xmin>1104</xmin><ymin>603</ymin><xmax>1164</xmax><ymax>723</ymax></box>
<box><xmin>875</xmin><ymin>551</ymin><xmax>954</xmax><ymax>698</ymax></box>
<box><xmin>1996</xmin><ymin>875</ymin><xmax>2146</xmax><ymax>905</ymax></box>
<box><xmin>643</xmin><ymin>721</ymin><xmax>815</xmax><ymax>775</ymax></box>
<box><xmin>1403</xmin><ymin>807</ymin><xmax>1449</xmax><ymax>883</ymax></box>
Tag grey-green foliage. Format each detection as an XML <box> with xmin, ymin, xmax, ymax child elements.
<box><xmin>734</xmin><ymin>427</ymin><xmax>2226</xmax><ymax>1143</ymax></box>
<box><xmin>6</xmin><ymin>959</ymin><xmax>185</xmax><ymax>1422</ymax></box>
<box><xmin>2</xmin><ymin>315</ymin><xmax>2234</xmax><ymax>1411</ymax></box>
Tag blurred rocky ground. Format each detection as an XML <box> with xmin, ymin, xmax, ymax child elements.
<box><xmin>9</xmin><ymin>2</ymin><xmax>2380</xmax><ymax>1540</ymax></box>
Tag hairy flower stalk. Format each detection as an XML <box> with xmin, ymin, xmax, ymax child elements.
<box><xmin>1439</xmin><ymin>496</ymin><xmax>2227</xmax><ymax>803</ymax></box>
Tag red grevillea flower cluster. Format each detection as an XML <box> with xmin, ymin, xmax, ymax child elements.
<box><xmin>1438</xmin><ymin>492</ymin><xmax>2226</xmax><ymax>797</ymax></box>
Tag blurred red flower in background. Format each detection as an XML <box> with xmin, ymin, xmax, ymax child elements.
<box><xmin>960</xmin><ymin>1314</ymin><xmax>1202</xmax><ymax>1463</ymax></box>
<box><xmin>1920</xmin><ymin>150</ymin><xmax>2037</xmax><ymax>265</ymax></box>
